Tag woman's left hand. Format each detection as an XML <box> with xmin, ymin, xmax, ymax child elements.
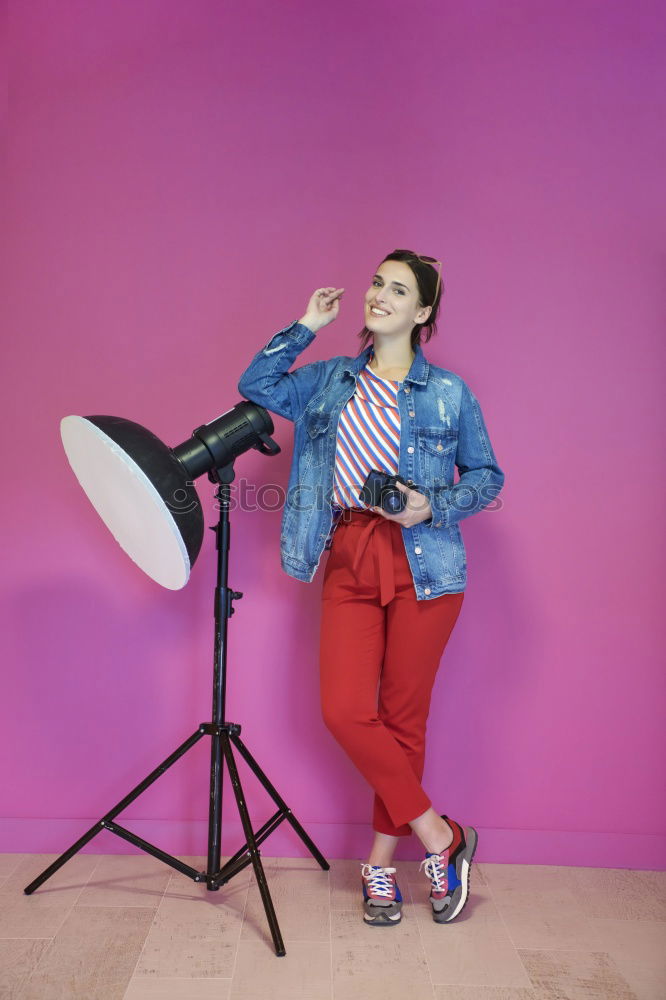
<box><xmin>371</xmin><ymin>481</ymin><xmax>432</xmax><ymax>528</ymax></box>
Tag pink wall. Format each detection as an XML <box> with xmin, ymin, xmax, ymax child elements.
<box><xmin>2</xmin><ymin>1</ymin><xmax>664</xmax><ymax>867</ymax></box>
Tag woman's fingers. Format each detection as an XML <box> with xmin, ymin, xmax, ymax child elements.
<box><xmin>307</xmin><ymin>287</ymin><xmax>344</xmax><ymax>325</ymax></box>
<box><xmin>318</xmin><ymin>288</ymin><xmax>344</xmax><ymax>311</ymax></box>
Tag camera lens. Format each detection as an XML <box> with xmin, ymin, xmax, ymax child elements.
<box><xmin>383</xmin><ymin>489</ymin><xmax>406</xmax><ymax>514</ymax></box>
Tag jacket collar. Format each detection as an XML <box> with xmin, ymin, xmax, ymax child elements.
<box><xmin>342</xmin><ymin>341</ymin><xmax>430</xmax><ymax>385</ymax></box>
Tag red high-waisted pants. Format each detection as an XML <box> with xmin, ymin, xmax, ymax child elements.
<box><xmin>319</xmin><ymin>509</ymin><xmax>465</xmax><ymax>837</ymax></box>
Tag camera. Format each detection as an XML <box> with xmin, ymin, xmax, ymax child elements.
<box><xmin>361</xmin><ymin>469</ymin><xmax>410</xmax><ymax>514</ymax></box>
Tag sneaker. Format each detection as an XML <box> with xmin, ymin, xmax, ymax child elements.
<box><xmin>419</xmin><ymin>815</ymin><xmax>478</xmax><ymax>923</ymax></box>
<box><xmin>360</xmin><ymin>863</ymin><xmax>403</xmax><ymax>925</ymax></box>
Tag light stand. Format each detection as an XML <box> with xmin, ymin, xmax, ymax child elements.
<box><xmin>23</xmin><ymin>408</ymin><xmax>329</xmax><ymax>957</ymax></box>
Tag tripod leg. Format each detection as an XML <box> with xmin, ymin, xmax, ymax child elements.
<box><xmin>24</xmin><ymin>728</ymin><xmax>206</xmax><ymax>895</ymax></box>
<box><xmin>230</xmin><ymin>732</ymin><xmax>329</xmax><ymax>871</ymax></box>
<box><xmin>206</xmin><ymin>724</ymin><xmax>224</xmax><ymax>888</ymax></box>
<box><xmin>221</xmin><ymin>734</ymin><xmax>286</xmax><ymax>957</ymax></box>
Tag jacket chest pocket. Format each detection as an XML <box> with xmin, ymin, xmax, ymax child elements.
<box><xmin>303</xmin><ymin>413</ymin><xmax>330</xmax><ymax>469</ymax></box>
<box><xmin>417</xmin><ymin>428</ymin><xmax>457</xmax><ymax>487</ymax></box>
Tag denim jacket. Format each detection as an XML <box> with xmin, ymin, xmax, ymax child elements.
<box><xmin>238</xmin><ymin>321</ymin><xmax>505</xmax><ymax>599</ymax></box>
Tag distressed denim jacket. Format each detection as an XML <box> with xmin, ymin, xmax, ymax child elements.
<box><xmin>238</xmin><ymin>321</ymin><xmax>505</xmax><ymax>599</ymax></box>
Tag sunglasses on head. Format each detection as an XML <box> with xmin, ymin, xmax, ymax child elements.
<box><xmin>392</xmin><ymin>248</ymin><xmax>443</xmax><ymax>306</ymax></box>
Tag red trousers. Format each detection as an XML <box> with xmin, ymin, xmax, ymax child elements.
<box><xmin>319</xmin><ymin>509</ymin><xmax>465</xmax><ymax>837</ymax></box>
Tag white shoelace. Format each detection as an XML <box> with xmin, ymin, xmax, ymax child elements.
<box><xmin>419</xmin><ymin>854</ymin><xmax>448</xmax><ymax>892</ymax></box>
<box><xmin>361</xmin><ymin>864</ymin><xmax>397</xmax><ymax>898</ymax></box>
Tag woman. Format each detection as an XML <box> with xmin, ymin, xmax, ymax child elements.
<box><xmin>238</xmin><ymin>249</ymin><xmax>504</xmax><ymax>927</ymax></box>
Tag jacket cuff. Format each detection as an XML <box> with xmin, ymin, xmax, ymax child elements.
<box><xmin>427</xmin><ymin>489</ymin><xmax>449</xmax><ymax>530</ymax></box>
<box><xmin>263</xmin><ymin>320</ymin><xmax>316</xmax><ymax>349</ymax></box>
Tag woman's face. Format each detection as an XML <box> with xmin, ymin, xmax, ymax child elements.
<box><xmin>364</xmin><ymin>260</ymin><xmax>431</xmax><ymax>339</ymax></box>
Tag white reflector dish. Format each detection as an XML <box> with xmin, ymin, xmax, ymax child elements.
<box><xmin>61</xmin><ymin>415</ymin><xmax>191</xmax><ymax>589</ymax></box>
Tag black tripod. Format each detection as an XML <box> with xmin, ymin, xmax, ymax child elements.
<box><xmin>24</xmin><ymin>464</ymin><xmax>329</xmax><ymax>957</ymax></box>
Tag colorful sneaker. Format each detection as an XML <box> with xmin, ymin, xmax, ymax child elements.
<box><xmin>419</xmin><ymin>816</ymin><xmax>478</xmax><ymax>923</ymax></box>
<box><xmin>360</xmin><ymin>863</ymin><xmax>403</xmax><ymax>925</ymax></box>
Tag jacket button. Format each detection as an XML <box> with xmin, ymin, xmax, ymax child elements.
<box><xmin>436</xmin><ymin>444</ymin><xmax>444</xmax><ymax>451</ymax></box>
<box><xmin>414</xmin><ymin>547</ymin><xmax>422</xmax><ymax>555</ymax></box>
<box><xmin>407</xmin><ymin>446</ymin><xmax>414</xmax><ymax>454</ymax></box>
<box><xmin>404</xmin><ymin>387</ymin><xmax>411</xmax><ymax>394</ymax></box>
<box><xmin>409</xmin><ymin>411</ymin><xmax>415</xmax><ymax>417</ymax></box>
<box><xmin>424</xmin><ymin>587</ymin><xmax>431</xmax><ymax>595</ymax></box>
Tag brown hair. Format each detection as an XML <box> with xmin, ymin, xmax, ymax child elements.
<box><xmin>358</xmin><ymin>248</ymin><xmax>444</xmax><ymax>352</ymax></box>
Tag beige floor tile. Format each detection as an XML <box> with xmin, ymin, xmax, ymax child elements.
<box><xmin>0</xmin><ymin>938</ymin><xmax>52</xmax><ymax>999</ymax></box>
<box><xmin>0</xmin><ymin>856</ymin><xmax>26</xmax><ymax>879</ymax></box>
<box><xmin>329</xmin><ymin>859</ymin><xmax>362</xmax><ymax>912</ymax></box>
<box><xmin>487</xmin><ymin>884</ymin><xmax>603</xmax><ymax>951</ymax></box>
<box><xmin>3</xmin><ymin>854</ymin><xmax>662</xmax><ymax>1000</ymax></box>
<box><xmin>77</xmin><ymin>854</ymin><xmax>172</xmax><ymax>907</ymax></box>
<box><xmin>331</xmin><ymin>903</ymin><xmax>434</xmax><ymax>1000</ymax></box>
<box><xmin>330</xmin><ymin>900</ymin><xmax>419</xmax><ymax>943</ymax></box>
<box><xmin>518</xmin><ymin>949</ymin><xmax>639</xmax><ymax>999</ymax></box>
<box><xmin>434</xmin><ymin>989</ymin><xmax>542</xmax><ymax>999</ymax></box>
<box><xmin>572</xmin><ymin>869</ymin><xmax>666</xmax><ymax>922</ymax></box>
<box><xmin>231</xmin><ymin>939</ymin><xmax>331</xmax><ymax>999</ymax></box>
<box><xmin>411</xmin><ymin>885</ymin><xmax>532</xmax><ymax>989</ymax></box>
<box><xmin>17</xmin><ymin>905</ymin><xmax>155</xmax><ymax>1000</ymax></box>
<box><xmin>134</xmin><ymin>881</ymin><xmax>247</xmax><ymax>979</ymax></box>
<box><xmin>241</xmin><ymin>866</ymin><xmax>330</xmax><ymax>943</ymax></box>
<box><xmin>636</xmin><ymin>870</ymin><xmax>666</xmax><ymax>901</ymax></box>
<box><xmin>335</xmin><ymin>971</ymin><xmax>435</xmax><ymax>1000</ymax></box>
<box><xmin>0</xmin><ymin>854</ymin><xmax>101</xmax><ymax>938</ymax></box>
<box><xmin>482</xmin><ymin>865</ymin><xmax>666</xmax><ymax>922</ymax></box>
<box><xmin>165</xmin><ymin>872</ymin><xmax>249</xmax><ymax>912</ymax></box>
<box><xmin>588</xmin><ymin>918</ymin><xmax>666</xmax><ymax>1000</ymax></box>
<box><xmin>0</xmin><ymin>891</ymin><xmax>75</xmax><ymax>941</ymax></box>
<box><xmin>467</xmin><ymin>863</ymin><xmax>491</xmax><ymax>888</ymax></box>
<box><xmin>275</xmin><ymin>855</ymin><xmax>330</xmax><ymax>872</ymax></box>
<box><xmin>621</xmin><ymin>975</ymin><xmax>666</xmax><ymax>1000</ymax></box>
<box><xmin>123</xmin><ymin>979</ymin><xmax>231</xmax><ymax>999</ymax></box>
<box><xmin>482</xmin><ymin>864</ymin><xmax>580</xmax><ymax>893</ymax></box>
<box><xmin>1</xmin><ymin>854</ymin><xmax>101</xmax><ymax>896</ymax></box>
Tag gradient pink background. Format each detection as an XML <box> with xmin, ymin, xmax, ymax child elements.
<box><xmin>2</xmin><ymin>1</ymin><xmax>664</xmax><ymax>867</ymax></box>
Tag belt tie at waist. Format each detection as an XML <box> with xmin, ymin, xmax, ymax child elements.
<box><xmin>351</xmin><ymin>514</ymin><xmax>396</xmax><ymax>607</ymax></box>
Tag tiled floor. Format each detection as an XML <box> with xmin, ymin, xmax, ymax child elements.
<box><xmin>0</xmin><ymin>851</ymin><xmax>664</xmax><ymax>999</ymax></box>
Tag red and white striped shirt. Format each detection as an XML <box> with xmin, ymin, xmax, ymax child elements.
<box><xmin>332</xmin><ymin>359</ymin><xmax>401</xmax><ymax>509</ymax></box>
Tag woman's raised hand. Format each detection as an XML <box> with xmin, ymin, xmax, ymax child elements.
<box><xmin>298</xmin><ymin>287</ymin><xmax>345</xmax><ymax>333</ymax></box>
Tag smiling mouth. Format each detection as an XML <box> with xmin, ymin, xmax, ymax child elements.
<box><xmin>370</xmin><ymin>307</ymin><xmax>390</xmax><ymax>316</ymax></box>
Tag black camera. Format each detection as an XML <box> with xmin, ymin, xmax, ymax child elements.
<box><xmin>360</xmin><ymin>469</ymin><xmax>410</xmax><ymax>514</ymax></box>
